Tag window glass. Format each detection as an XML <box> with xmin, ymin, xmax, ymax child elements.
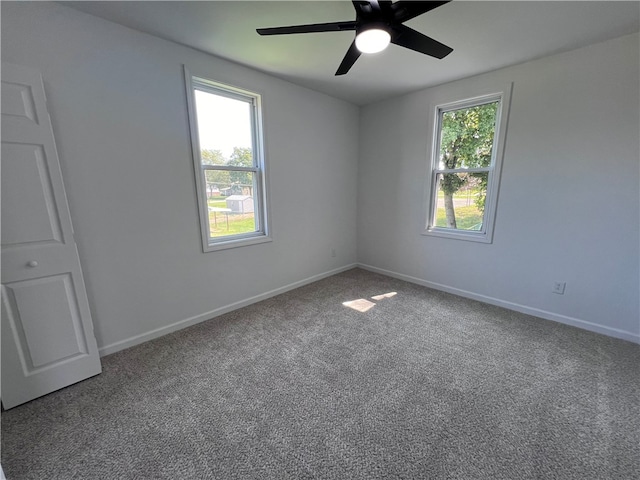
<box><xmin>433</xmin><ymin>171</ymin><xmax>488</xmax><ymax>231</ymax></box>
<box><xmin>194</xmin><ymin>89</ymin><xmax>253</xmax><ymax>166</ymax></box>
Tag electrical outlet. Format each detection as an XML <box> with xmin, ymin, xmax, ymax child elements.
<box><xmin>331</xmin><ymin>248</ymin><xmax>336</xmax><ymax>258</ymax></box>
<box><xmin>552</xmin><ymin>281</ymin><xmax>566</xmax><ymax>295</ymax></box>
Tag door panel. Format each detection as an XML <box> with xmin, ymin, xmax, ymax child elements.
<box><xmin>1</xmin><ymin>80</ymin><xmax>38</xmax><ymax>123</ymax></box>
<box><xmin>1</xmin><ymin>62</ymin><xmax>101</xmax><ymax>409</ymax></box>
<box><xmin>3</xmin><ymin>275</ymin><xmax>88</xmax><ymax>370</ymax></box>
<box><xmin>2</xmin><ymin>143</ymin><xmax>64</xmax><ymax>246</ymax></box>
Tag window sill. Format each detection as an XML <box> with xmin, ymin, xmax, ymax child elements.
<box><xmin>204</xmin><ymin>234</ymin><xmax>272</xmax><ymax>252</ymax></box>
<box><xmin>422</xmin><ymin>227</ymin><xmax>493</xmax><ymax>244</ymax></box>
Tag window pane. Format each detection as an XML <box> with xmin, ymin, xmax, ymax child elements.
<box><xmin>434</xmin><ymin>172</ymin><xmax>488</xmax><ymax>231</ymax></box>
<box><xmin>194</xmin><ymin>89</ymin><xmax>253</xmax><ymax>167</ymax></box>
<box><xmin>438</xmin><ymin>101</ymin><xmax>498</xmax><ymax>170</ymax></box>
<box><xmin>206</xmin><ymin>172</ymin><xmax>258</xmax><ymax>239</ymax></box>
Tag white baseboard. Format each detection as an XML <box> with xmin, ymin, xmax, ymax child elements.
<box><xmin>99</xmin><ymin>261</ymin><xmax>638</xmax><ymax>356</ymax></box>
<box><xmin>99</xmin><ymin>263</ymin><xmax>358</xmax><ymax>356</ymax></box>
<box><xmin>358</xmin><ymin>263</ymin><xmax>640</xmax><ymax>344</ymax></box>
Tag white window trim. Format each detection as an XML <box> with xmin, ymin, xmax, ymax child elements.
<box><xmin>422</xmin><ymin>83</ymin><xmax>513</xmax><ymax>244</ymax></box>
<box><xmin>184</xmin><ymin>67</ymin><xmax>271</xmax><ymax>252</ymax></box>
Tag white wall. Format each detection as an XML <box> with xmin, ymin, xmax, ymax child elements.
<box><xmin>2</xmin><ymin>2</ymin><xmax>359</xmax><ymax>353</ymax></box>
<box><xmin>358</xmin><ymin>33</ymin><xmax>640</xmax><ymax>342</ymax></box>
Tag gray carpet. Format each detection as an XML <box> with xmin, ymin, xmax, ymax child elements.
<box><xmin>2</xmin><ymin>268</ymin><xmax>639</xmax><ymax>479</ymax></box>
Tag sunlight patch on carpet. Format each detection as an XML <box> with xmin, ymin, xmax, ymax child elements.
<box><xmin>342</xmin><ymin>299</ymin><xmax>376</xmax><ymax>312</ymax></box>
<box><xmin>371</xmin><ymin>291</ymin><xmax>397</xmax><ymax>301</ymax></box>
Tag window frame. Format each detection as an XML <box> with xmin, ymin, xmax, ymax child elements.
<box><xmin>423</xmin><ymin>84</ymin><xmax>512</xmax><ymax>244</ymax></box>
<box><xmin>184</xmin><ymin>67</ymin><xmax>271</xmax><ymax>252</ymax></box>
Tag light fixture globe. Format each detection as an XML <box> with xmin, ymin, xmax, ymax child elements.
<box><xmin>355</xmin><ymin>27</ymin><xmax>391</xmax><ymax>54</ymax></box>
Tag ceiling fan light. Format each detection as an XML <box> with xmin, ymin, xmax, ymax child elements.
<box><xmin>355</xmin><ymin>28</ymin><xmax>391</xmax><ymax>54</ymax></box>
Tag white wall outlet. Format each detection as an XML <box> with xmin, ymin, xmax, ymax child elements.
<box><xmin>331</xmin><ymin>248</ymin><xmax>336</xmax><ymax>258</ymax></box>
<box><xmin>552</xmin><ymin>281</ymin><xmax>566</xmax><ymax>295</ymax></box>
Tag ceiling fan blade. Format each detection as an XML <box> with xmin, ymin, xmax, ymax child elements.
<box><xmin>335</xmin><ymin>40</ymin><xmax>361</xmax><ymax>76</ymax></box>
<box><xmin>257</xmin><ymin>21</ymin><xmax>356</xmax><ymax>36</ymax></box>
<box><xmin>352</xmin><ymin>0</ymin><xmax>393</xmax><ymax>17</ymax></box>
<box><xmin>391</xmin><ymin>24</ymin><xmax>453</xmax><ymax>59</ymax></box>
<box><xmin>352</xmin><ymin>1</ymin><xmax>373</xmax><ymax>14</ymax></box>
<box><xmin>391</xmin><ymin>1</ymin><xmax>450</xmax><ymax>23</ymax></box>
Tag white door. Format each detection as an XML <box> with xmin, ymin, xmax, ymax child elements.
<box><xmin>1</xmin><ymin>62</ymin><xmax>101</xmax><ymax>409</ymax></box>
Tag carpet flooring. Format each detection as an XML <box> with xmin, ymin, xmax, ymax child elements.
<box><xmin>2</xmin><ymin>268</ymin><xmax>639</xmax><ymax>479</ymax></box>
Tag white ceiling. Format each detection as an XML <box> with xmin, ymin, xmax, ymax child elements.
<box><xmin>61</xmin><ymin>1</ymin><xmax>639</xmax><ymax>105</ymax></box>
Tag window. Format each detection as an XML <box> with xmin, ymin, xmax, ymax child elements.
<box><xmin>185</xmin><ymin>69</ymin><xmax>270</xmax><ymax>252</ymax></box>
<box><xmin>424</xmin><ymin>85</ymin><xmax>512</xmax><ymax>243</ymax></box>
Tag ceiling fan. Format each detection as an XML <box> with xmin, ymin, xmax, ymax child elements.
<box><xmin>257</xmin><ymin>1</ymin><xmax>453</xmax><ymax>76</ymax></box>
